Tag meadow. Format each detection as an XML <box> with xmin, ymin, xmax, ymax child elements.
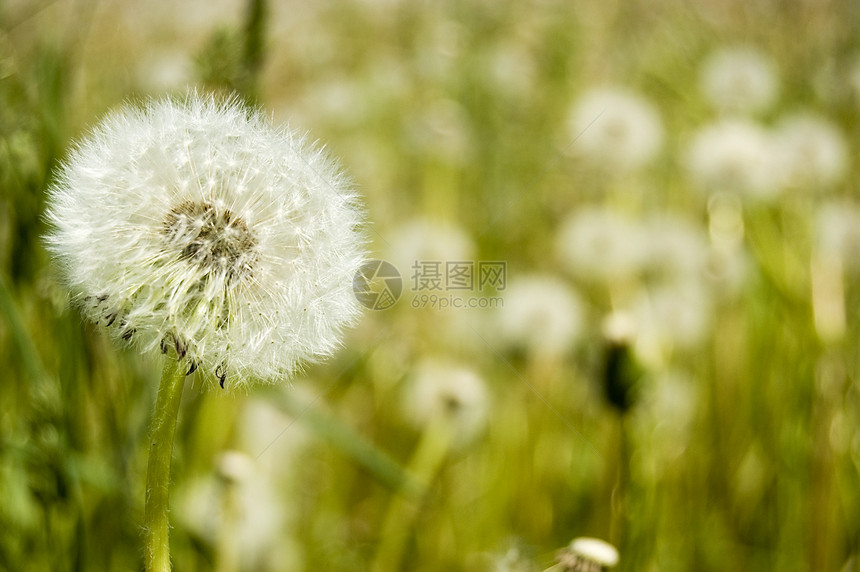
<box><xmin>2</xmin><ymin>0</ymin><xmax>860</xmax><ymax>570</ymax></box>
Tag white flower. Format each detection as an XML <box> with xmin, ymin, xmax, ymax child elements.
<box><xmin>496</xmin><ymin>274</ymin><xmax>584</xmax><ymax>359</ymax></box>
<box><xmin>685</xmin><ymin>119</ymin><xmax>779</xmax><ymax>199</ymax></box>
<box><xmin>700</xmin><ymin>47</ymin><xmax>779</xmax><ymax>114</ymax></box>
<box><xmin>556</xmin><ymin>207</ymin><xmax>648</xmax><ymax>282</ymax></box>
<box><xmin>567</xmin><ymin>87</ymin><xmax>664</xmax><ymax>171</ymax></box>
<box><xmin>45</xmin><ymin>93</ymin><xmax>366</xmax><ymax>389</ymax></box>
<box><xmin>772</xmin><ymin>112</ymin><xmax>849</xmax><ymax>190</ymax></box>
<box><xmin>402</xmin><ymin>359</ymin><xmax>489</xmax><ymax>446</ymax></box>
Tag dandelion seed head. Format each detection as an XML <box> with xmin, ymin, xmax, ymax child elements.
<box><xmin>685</xmin><ymin>119</ymin><xmax>779</xmax><ymax>199</ymax></box>
<box><xmin>45</xmin><ymin>93</ymin><xmax>366</xmax><ymax>389</ymax></box>
<box><xmin>558</xmin><ymin>537</ymin><xmax>619</xmax><ymax>570</ymax></box>
<box><xmin>556</xmin><ymin>207</ymin><xmax>648</xmax><ymax>282</ymax></box>
<box><xmin>700</xmin><ymin>47</ymin><xmax>779</xmax><ymax>114</ymax></box>
<box><xmin>402</xmin><ymin>359</ymin><xmax>489</xmax><ymax>446</ymax></box>
<box><xmin>496</xmin><ymin>274</ymin><xmax>584</xmax><ymax>359</ymax></box>
<box><xmin>772</xmin><ymin>112</ymin><xmax>849</xmax><ymax>190</ymax></box>
<box><xmin>176</xmin><ymin>454</ymin><xmax>289</xmax><ymax>570</ymax></box>
<box><xmin>567</xmin><ymin>87</ymin><xmax>664</xmax><ymax>171</ymax></box>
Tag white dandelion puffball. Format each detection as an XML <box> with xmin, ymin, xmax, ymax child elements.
<box><xmin>567</xmin><ymin>87</ymin><xmax>664</xmax><ymax>171</ymax></box>
<box><xmin>700</xmin><ymin>47</ymin><xmax>779</xmax><ymax>114</ymax></box>
<box><xmin>496</xmin><ymin>274</ymin><xmax>584</xmax><ymax>359</ymax></box>
<box><xmin>564</xmin><ymin>537</ymin><xmax>619</xmax><ymax>568</ymax></box>
<box><xmin>45</xmin><ymin>94</ymin><xmax>366</xmax><ymax>389</ymax></box>
<box><xmin>402</xmin><ymin>359</ymin><xmax>489</xmax><ymax>446</ymax></box>
<box><xmin>556</xmin><ymin>207</ymin><xmax>648</xmax><ymax>282</ymax></box>
<box><xmin>685</xmin><ymin>119</ymin><xmax>778</xmax><ymax>199</ymax></box>
<box><xmin>772</xmin><ymin>113</ymin><xmax>849</xmax><ymax>190</ymax></box>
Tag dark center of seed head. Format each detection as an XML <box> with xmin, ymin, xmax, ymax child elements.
<box><xmin>163</xmin><ymin>200</ymin><xmax>257</xmax><ymax>281</ymax></box>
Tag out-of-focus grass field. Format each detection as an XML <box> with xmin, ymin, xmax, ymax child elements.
<box><xmin>3</xmin><ymin>0</ymin><xmax>860</xmax><ymax>570</ymax></box>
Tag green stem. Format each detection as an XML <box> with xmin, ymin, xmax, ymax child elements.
<box><xmin>144</xmin><ymin>360</ymin><xmax>187</xmax><ymax>572</ymax></box>
<box><xmin>0</xmin><ymin>272</ymin><xmax>49</xmax><ymax>383</ymax></box>
<box><xmin>371</xmin><ymin>417</ymin><xmax>453</xmax><ymax>572</ymax></box>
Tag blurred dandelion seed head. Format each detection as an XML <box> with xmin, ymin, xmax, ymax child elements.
<box><xmin>556</xmin><ymin>207</ymin><xmax>648</xmax><ymax>282</ymax></box>
<box><xmin>772</xmin><ymin>112</ymin><xmax>849</xmax><ymax>190</ymax></box>
<box><xmin>685</xmin><ymin>119</ymin><xmax>779</xmax><ymax>199</ymax></box>
<box><xmin>44</xmin><ymin>93</ymin><xmax>366</xmax><ymax>389</ymax></box>
<box><xmin>402</xmin><ymin>359</ymin><xmax>489</xmax><ymax>446</ymax></box>
<box><xmin>567</xmin><ymin>87</ymin><xmax>664</xmax><ymax>171</ymax></box>
<box><xmin>496</xmin><ymin>274</ymin><xmax>584</xmax><ymax>359</ymax></box>
<box><xmin>176</xmin><ymin>454</ymin><xmax>289</xmax><ymax>569</ymax></box>
<box><xmin>700</xmin><ymin>47</ymin><xmax>779</xmax><ymax>114</ymax></box>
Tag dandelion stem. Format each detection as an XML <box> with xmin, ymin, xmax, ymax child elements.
<box><xmin>144</xmin><ymin>359</ymin><xmax>187</xmax><ymax>572</ymax></box>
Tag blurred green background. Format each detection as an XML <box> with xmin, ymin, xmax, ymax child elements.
<box><xmin>3</xmin><ymin>0</ymin><xmax>860</xmax><ymax>570</ymax></box>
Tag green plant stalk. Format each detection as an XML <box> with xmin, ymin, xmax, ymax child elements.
<box><xmin>144</xmin><ymin>360</ymin><xmax>186</xmax><ymax>572</ymax></box>
<box><xmin>371</xmin><ymin>416</ymin><xmax>453</xmax><ymax>572</ymax></box>
<box><xmin>0</xmin><ymin>272</ymin><xmax>49</xmax><ymax>383</ymax></box>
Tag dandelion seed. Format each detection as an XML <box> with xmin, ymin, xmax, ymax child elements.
<box><xmin>44</xmin><ymin>92</ymin><xmax>366</xmax><ymax>389</ymax></box>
